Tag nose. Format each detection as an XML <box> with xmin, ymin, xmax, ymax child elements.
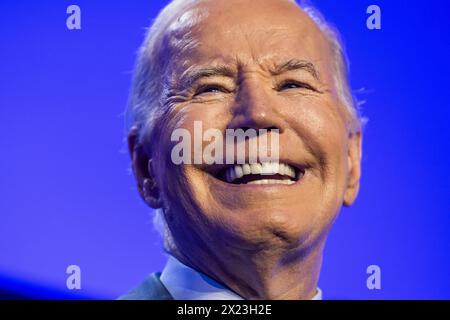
<box><xmin>227</xmin><ymin>79</ymin><xmax>287</xmax><ymax>134</ymax></box>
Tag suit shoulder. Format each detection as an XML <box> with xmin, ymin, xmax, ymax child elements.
<box><xmin>117</xmin><ymin>272</ymin><xmax>173</xmax><ymax>300</ymax></box>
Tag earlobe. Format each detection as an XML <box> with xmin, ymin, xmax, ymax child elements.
<box><xmin>142</xmin><ymin>175</ymin><xmax>163</xmax><ymax>208</ymax></box>
<box><xmin>128</xmin><ymin>128</ymin><xmax>163</xmax><ymax>209</ymax></box>
<box><xmin>142</xmin><ymin>159</ymin><xmax>163</xmax><ymax>208</ymax></box>
<box><xmin>343</xmin><ymin>131</ymin><xmax>362</xmax><ymax>206</ymax></box>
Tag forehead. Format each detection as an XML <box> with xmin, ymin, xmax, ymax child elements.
<box><xmin>164</xmin><ymin>0</ymin><xmax>332</xmax><ymax>73</ymax></box>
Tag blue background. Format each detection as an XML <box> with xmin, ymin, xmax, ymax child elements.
<box><xmin>1</xmin><ymin>0</ymin><xmax>449</xmax><ymax>299</ymax></box>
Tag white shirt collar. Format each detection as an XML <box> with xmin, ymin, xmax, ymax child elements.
<box><xmin>160</xmin><ymin>255</ymin><xmax>322</xmax><ymax>300</ymax></box>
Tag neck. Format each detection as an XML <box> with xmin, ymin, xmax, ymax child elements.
<box><xmin>172</xmin><ymin>240</ymin><xmax>324</xmax><ymax>300</ymax></box>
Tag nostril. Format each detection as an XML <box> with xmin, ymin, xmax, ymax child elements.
<box><xmin>237</xmin><ymin>127</ymin><xmax>252</xmax><ymax>132</ymax></box>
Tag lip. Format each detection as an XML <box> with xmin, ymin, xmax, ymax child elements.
<box><xmin>204</xmin><ymin>169</ymin><xmax>305</xmax><ymax>191</ymax></box>
<box><xmin>199</xmin><ymin>158</ymin><xmax>309</xmax><ymax>189</ymax></box>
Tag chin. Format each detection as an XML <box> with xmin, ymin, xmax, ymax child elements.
<box><xmin>209</xmin><ymin>207</ymin><xmax>317</xmax><ymax>251</ymax></box>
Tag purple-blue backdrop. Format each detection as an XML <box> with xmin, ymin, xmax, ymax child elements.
<box><xmin>1</xmin><ymin>0</ymin><xmax>449</xmax><ymax>299</ymax></box>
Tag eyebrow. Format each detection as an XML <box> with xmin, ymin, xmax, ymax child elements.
<box><xmin>179</xmin><ymin>65</ymin><xmax>236</xmax><ymax>88</ymax></box>
<box><xmin>270</xmin><ymin>59</ymin><xmax>320</xmax><ymax>80</ymax></box>
<box><xmin>178</xmin><ymin>59</ymin><xmax>320</xmax><ymax>88</ymax></box>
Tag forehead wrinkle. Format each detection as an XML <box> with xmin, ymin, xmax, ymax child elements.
<box><xmin>161</xmin><ymin>2</ymin><xmax>332</xmax><ymax>90</ymax></box>
<box><xmin>176</xmin><ymin>27</ymin><xmax>327</xmax><ymax>80</ymax></box>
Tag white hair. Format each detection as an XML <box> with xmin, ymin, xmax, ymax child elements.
<box><xmin>125</xmin><ymin>0</ymin><xmax>362</xmax><ymax>242</ymax></box>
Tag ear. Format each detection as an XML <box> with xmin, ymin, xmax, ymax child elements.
<box><xmin>343</xmin><ymin>131</ymin><xmax>362</xmax><ymax>206</ymax></box>
<box><xmin>128</xmin><ymin>127</ymin><xmax>163</xmax><ymax>208</ymax></box>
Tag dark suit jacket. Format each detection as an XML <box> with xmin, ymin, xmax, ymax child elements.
<box><xmin>118</xmin><ymin>272</ymin><xmax>173</xmax><ymax>300</ymax></box>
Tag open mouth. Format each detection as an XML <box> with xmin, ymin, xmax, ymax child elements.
<box><xmin>215</xmin><ymin>162</ymin><xmax>304</xmax><ymax>185</ymax></box>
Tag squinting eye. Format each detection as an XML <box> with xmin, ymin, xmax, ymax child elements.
<box><xmin>278</xmin><ymin>81</ymin><xmax>315</xmax><ymax>92</ymax></box>
<box><xmin>283</xmin><ymin>83</ymin><xmax>300</xmax><ymax>89</ymax></box>
<box><xmin>195</xmin><ymin>84</ymin><xmax>226</xmax><ymax>96</ymax></box>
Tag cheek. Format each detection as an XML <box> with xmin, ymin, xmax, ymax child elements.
<box><xmin>153</xmin><ymin>103</ymin><xmax>232</xmax><ymax>221</ymax></box>
<box><xmin>168</xmin><ymin>102</ymin><xmax>233</xmax><ymax>157</ymax></box>
<box><xmin>284</xmin><ymin>96</ymin><xmax>349</xmax><ymax>201</ymax></box>
<box><xmin>285</xmin><ymin>94</ymin><xmax>348</xmax><ymax>165</ymax></box>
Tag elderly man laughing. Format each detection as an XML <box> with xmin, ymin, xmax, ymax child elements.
<box><xmin>121</xmin><ymin>0</ymin><xmax>362</xmax><ymax>300</ymax></box>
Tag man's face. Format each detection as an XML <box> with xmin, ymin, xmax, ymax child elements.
<box><xmin>146</xmin><ymin>0</ymin><xmax>361</xmax><ymax>254</ymax></box>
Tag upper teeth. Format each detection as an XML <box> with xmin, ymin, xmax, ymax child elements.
<box><xmin>223</xmin><ymin>162</ymin><xmax>296</xmax><ymax>184</ymax></box>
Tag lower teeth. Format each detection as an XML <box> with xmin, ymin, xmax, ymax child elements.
<box><xmin>246</xmin><ymin>179</ymin><xmax>295</xmax><ymax>185</ymax></box>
